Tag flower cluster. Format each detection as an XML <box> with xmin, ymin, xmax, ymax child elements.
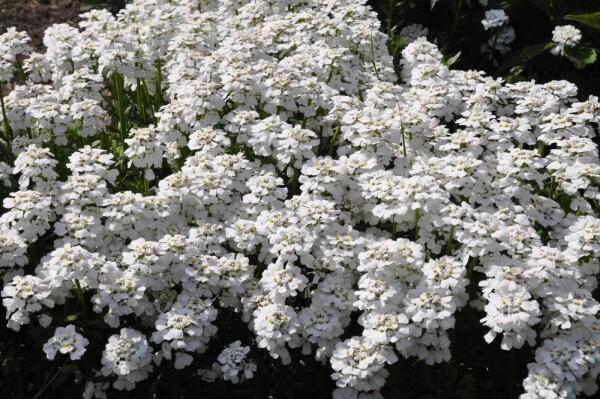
<box><xmin>481</xmin><ymin>9</ymin><xmax>509</xmax><ymax>30</ymax></box>
<box><xmin>480</xmin><ymin>8</ymin><xmax>514</xmax><ymax>57</ymax></box>
<box><xmin>0</xmin><ymin>0</ymin><xmax>599</xmax><ymax>398</ymax></box>
<box><xmin>100</xmin><ymin>328</ymin><xmax>154</xmax><ymax>391</ymax></box>
<box><xmin>43</xmin><ymin>324</ymin><xmax>89</xmax><ymax>360</ymax></box>
<box><xmin>216</xmin><ymin>341</ymin><xmax>257</xmax><ymax>384</ymax></box>
<box><xmin>551</xmin><ymin>25</ymin><xmax>583</xmax><ymax>56</ymax></box>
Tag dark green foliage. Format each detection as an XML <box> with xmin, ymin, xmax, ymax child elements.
<box><xmin>370</xmin><ymin>0</ymin><xmax>600</xmax><ymax>98</ymax></box>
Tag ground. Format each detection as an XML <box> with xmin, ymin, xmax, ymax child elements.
<box><xmin>0</xmin><ymin>0</ymin><xmax>81</xmax><ymax>51</ymax></box>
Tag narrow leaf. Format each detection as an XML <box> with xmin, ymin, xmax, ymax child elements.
<box><xmin>564</xmin><ymin>12</ymin><xmax>600</xmax><ymax>30</ymax></box>
<box><xmin>443</xmin><ymin>51</ymin><xmax>462</xmax><ymax>67</ymax></box>
<box><xmin>495</xmin><ymin>42</ymin><xmax>555</xmax><ymax>73</ymax></box>
<box><xmin>59</xmin><ymin>365</ymin><xmax>78</xmax><ymax>375</ymax></box>
<box><xmin>519</xmin><ymin>42</ymin><xmax>556</xmax><ymax>59</ymax></box>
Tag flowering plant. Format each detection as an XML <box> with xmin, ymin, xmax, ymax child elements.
<box><xmin>0</xmin><ymin>0</ymin><xmax>599</xmax><ymax>398</ymax></box>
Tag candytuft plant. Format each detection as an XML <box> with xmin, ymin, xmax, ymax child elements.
<box><xmin>0</xmin><ymin>1</ymin><xmax>599</xmax><ymax>398</ymax></box>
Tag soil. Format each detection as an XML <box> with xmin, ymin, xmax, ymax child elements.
<box><xmin>0</xmin><ymin>0</ymin><xmax>81</xmax><ymax>51</ymax></box>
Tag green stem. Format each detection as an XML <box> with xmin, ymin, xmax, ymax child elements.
<box><xmin>155</xmin><ymin>58</ymin><xmax>163</xmax><ymax>109</ymax></box>
<box><xmin>136</xmin><ymin>79</ymin><xmax>147</xmax><ymax>124</ymax></box>
<box><xmin>112</xmin><ymin>73</ymin><xmax>127</xmax><ymax>142</ymax></box>
<box><xmin>140</xmin><ymin>79</ymin><xmax>157</xmax><ymax>124</ymax></box>
<box><xmin>290</xmin><ymin>166</ymin><xmax>299</xmax><ymax>196</ymax></box>
<box><xmin>328</xmin><ymin>126</ymin><xmax>341</xmax><ymax>157</ymax></box>
<box><xmin>369</xmin><ymin>29</ymin><xmax>380</xmax><ymax>80</ymax></box>
<box><xmin>33</xmin><ymin>358</ymin><xmax>69</xmax><ymax>399</ymax></box>
<box><xmin>15</xmin><ymin>55</ymin><xmax>27</xmax><ymax>83</ymax></box>
<box><xmin>392</xmin><ymin>216</ymin><xmax>397</xmax><ymax>240</ymax></box>
<box><xmin>325</xmin><ymin>64</ymin><xmax>335</xmax><ymax>84</ymax></box>
<box><xmin>317</xmin><ymin>126</ymin><xmax>323</xmax><ymax>155</ymax></box>
<box><xmin>386</xmin><ymin>0</ymin><xmax>394</xmax><ymax>38</ymax></box>
<box><xmin>0</xmin><ymin>83</ymin><xmax>12</xmax><ymax>143</ymax></box>
<box><xmin>466</xmin><ymin>256</ymin><xmax>478</xmax><ymax>280</ymax></box>
<box><xmin>484</xmin><ymin>32</ymin><xmax>500</xmax><ymax>68</ymax></box>
<box><xmin>414</xmin><ymin>208</ymin><xmax>421</xmax><ymax>240</ymax></box>
<box><xmin>0</xmin><ymin>141</ymin><xmax>14</xmax><ymax>162</ymax></box>
<box><xmin>143</xmin><ymin>171</ymin><xmax>149</xmax><ymax>196</ymax></box>
<box><xmin>301</xmin><ymin>99</ymin><xmax>312</xmax><ymax>129</ymax></box>
<box><xmin>74</xmin><ymin>279</ymin><xmax>87</xmax><ymax>320</ymax></box>
<box><xmin>548</xmin><ymin>175</ymin><xmax>557</xmax><ymax>200</ymax></box>
<box><xmin>442</xmin><ymin>0</ymin><xmax>464</xmax><ymax>55</ymax></box>
<box><xmin>400</xmin><ymin>121</ymin><xmax>407</xmax><ymax>158</ymax></box>
<box><xmin>446</xmin><ymin>225</ymin><xmax>455</xmax><ymax>255</ymax></box>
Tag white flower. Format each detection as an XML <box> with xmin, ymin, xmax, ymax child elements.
<box><xmin>0</xmin><ymin>161</ymin><xmax>12</xmax><ymax>187</ymax></box>
<box><xmin>260</xmin><ymin>260</ymin><xmax>308</xmax><ymax>300</ymax></box>
<box><xmin>92</xmin><ymin>263</ymin><xmax>147</xmax><ymax>328</ymax></box>
<box><xmin>253</xmin><ymin>303</ymin><xmax>302</xmax><ymax>365</ymax></box>
<box><xmin>54</xmin><ymin>210</ymin><xmax>103</xmax><ymax>247</ymax></box>
<box><xmin>151</xmin><ymin>296</ymin><xmax>218</xmax><ymax>363</ymax></box>
<box><xmin>481</xmin><ymin>284</ymin><xmax>541</xmax><ymax>350</ymax></box>
<box><xmin>400</xmin><ymin>24</ymin><xmax>429</xmax><ymax>44</ymax></box>
<box><xmin>359</xmin><ymin>311</ymin><xmax>412</xmax><ymax>345</ymax></box>
<box><xmin>551</xmin><ymin>25</ymin><xmax>582</xmax><ymax>57</ymax></box>
<box><xmin>100</xmin><ymin>328</ymin><xmax>153</xmax><ymax>391</ymax></box>
<box><xmin>82</xmin><ymin>381</ymin><xmax>109</xmax><ymax>399</ymax></box>
<box><xmin>124</xmin><ymin>126</ymin><xmax>164</xmax><ymax>180</ymax></box>
<box><xmin>522</xmin><ymin>334</ymin><xmax>600</xmax><ymax>399</ymax></box>
<box><xmin>0</xmin><ymin>228</ymin><xmax>28</xmax><ymax>268</ymax></box>
<box><xmin>67</xmin><ymin>146</ymin><xmax>118</xmax><ymax>184</ymax></box>
<box><xmin>2</xmin><ymin>274</ymin><xmax>55</xmax><ymax>331</ymax></box>
<box><xmin>12</xmin><ymin>145</ymin><xmax>58</xmax><ymax>191</ymax></box>
<box><xmin>0</xmin><ymin>28</ymin><xmax>31</xmax><ymax>82</ymax></box>
<box><xmin>482</xmin><ymin>9</ymin><xmax>509</xmax><ymax>30</ymax></box>
<box><xmin>101</xmin><ymin>191</ymin><xmax>145</xmax><ymax>240</ymax></box>
<box><xmin>35</xmin><ymin>243</ymin><xmax>100</xmax><ymax>289</ymax></box>
<box><xmin>43</xmin><ymin>324</ymin><xmax>89</xmax><ymax>360</ymax></box>
<box><xmin>217</xmin><ymin>341</ymin><xmax>257</xmax><ymax>384</ymax></box>
<box><xmin>1</xmin><ymin>0</ymin><xmax>600</xmax><ymax>397</ymax></box>
<box><xmin>1</xmin><ymin>190</ymin><xmax>54</xmax><ymax>242</ymax></box>
<box><xmin>483</xmin><ymin>26</ymin><xmax>515</xmax><ymax>56</ymax></box>
<box><xmin>405</xmin><ymin>285</ymin><xmax>457</xmax><ymax>330</ymax></box>
<box><xmin>330</xmin><ymin>337</ymin><xmax>397</xmax><ymax>395</ymax></box>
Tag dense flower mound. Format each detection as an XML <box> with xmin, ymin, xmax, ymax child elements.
<box><xmin>0</xmin><ymin>0</ymin><xmax>599</xmax><ymax>398</ymax></box>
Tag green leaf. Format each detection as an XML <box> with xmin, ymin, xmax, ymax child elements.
<box><xmin>443</xmin><ymin>51</ymin><xmax>461</xmax><ymax>67</ymax></box>
<box><xmin>74</xmin><ymin>370</ymin><xmax>83</xmax><ymax>384</ymax></box>
<box><xmin>495</xmin><ymin>42</ymin><xmax>555</xmax><ymax>73</ymax></box>
<box><xmin>65</xmin><ymin>314</ymin><xmax>78</xmax><ymax>322</ymax></box>
<box><xmin>520</xmin><ymin>42</ymin><xmax>556</xmax><ymax>59</ymax></box>
<box><xmin>564</xmin><ymin>45</ymin><xmax>597</xmax><ymax>69</ymax></box>
<box><xmin>505</xmin><ymin>66</ymin><xmax>526</xmax><ymax>84</ymax></box>
<box><xmin>564</xmin><ymin>12</ymin><xmax>600</xmax><ymax>30</ymax></box>
<box><xmin>500</xmin><ymin>0</ymin><xmax>523</xmax><ymax>10</ymax></box>
<box><xmin>431</xmin><ymin>0</ymin><xmax>441</xmax><ymax>10</ymax></box>
<box><xmin>59</xmin><ymin>365</ymin><xmax>78</xmax><ymax>375</ymax></box>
